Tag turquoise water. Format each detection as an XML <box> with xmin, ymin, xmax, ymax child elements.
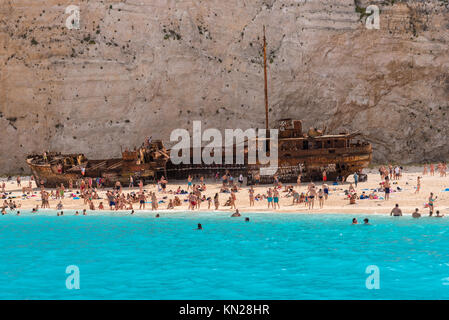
<box><xmin>1</xmin><ymin>210</ymin><xmax>449</xmax><ymax>299</ymax></box>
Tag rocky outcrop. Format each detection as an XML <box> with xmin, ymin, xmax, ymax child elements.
<box><xmin>1</xmin><ymin>0</ymin><xmax>449</xmax><ymax>173</ymax></box>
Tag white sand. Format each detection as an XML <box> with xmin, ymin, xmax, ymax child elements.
<box><xmin>2</xmin><ymin>166</ymin><xmax>448</xmax><ymax>215</ymax></box>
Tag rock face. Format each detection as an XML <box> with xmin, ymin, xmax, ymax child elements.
<box><xmin>1</xmin><ymin>0</ymin><xmax>449</xmax><ymax>173</ymax></box>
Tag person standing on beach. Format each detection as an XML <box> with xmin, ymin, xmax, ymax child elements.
<box><xmin>323</xmin><ymin>184</ymin><xmax>329</xmax><ymax>200</ymax></box>
<box><xmin>415</xmin><ymin>176</ymin><xmax>421</xmax><ymax>194</ymax></box>
<box><xmin>187</xmin><ymin>175</ymin><xmax>193</xmax><ymax>190</ymax></box>
<box><xmin>273</xmin><ymin>174</ymin><xmax>279</xmax><ymax>188</ymax></box>
<box><xmin>151</xmin><ymin>192</ymin><xmax>158</xmax><ymax>211</ymax></box>
<box><xmin>390</xmin><ymin>204</ymin><xmax>402</xmax><ymax>216</ymax></box>
<box><xmin>238</xmin><ymin>174</ymin><xmax>244</xmax><ymax>188</ymax></box>
<box><xmin>428</xmin><ymin>193</ymin><xmax>437</xmax><ymax>216</ymax></box>
<box><xmin>139</xmin><ymin>180</ymin><xmax>144</xmax><ymax>193</ymax></box>
<box><xmin>384</xmin><ymin>177</ymin><xmax>391</xmax><ymax>200</ymax></box>
<box><xmin>322</xmin><ymin>170</ymin><xmax>327</xmax><ymax>182</ymax></box>
<box><xmin>107</xmin><ymin>191</ymin><xmax>116</xmax><ymax>210</ymax></box>
<box><xmin>249</xmin><ymin>186</ymin><xmax>255</xmax><ymax>207</ymax></box>
<box><xmin>129</xmin><ymin>176</ymin><xmax>134</xmax><ymax>189</ymax></box>
<box><xmin>423</xmin><ymin>164</ymin><xmax>428</xmax><ymax>175</ymax></box>
<box><xmin>16</xmin><ymin>176</ymin><xmax>21</xmax><ymax>187</ymax></box>
<box><xmin>222</xmin><ymin>174</ymin><xmax>228</xmax><ymax>187</ymax></box>
<box><xmin>297</xmin><ymin>174</ymin><xmax>301</xmax><ymax>187</ymax></box>
<box><xmin>160</xmin><ymin>176</ymin><xmax>167</xmax><ymax>193</ymax></box>
<box><xmin>254</xmin><ymin>171</ymin><xmax>260</xmax><ymax>186</ymax></box>
<box><xmin>267</xmin><ymin>188</ymin><xmax>273</xmax><ymax>209</ymax></box>
<box><xmin>394</xmin><ymin>166</ymin><xmax>400</xmax><ymax>180</ymax></box>
<box><xmin>139</xmin><ymin>192</ymin><xmax>146</xmax><ymax>210</ymax></box>
<box><xmin>353</xmin><ymin>172</ymin><xmax>359</xmax><ymax>188</ymax></box>
<box><xmin>307</xmin><ymin>186</ymin><xmax>317</xmax><ymax>210</ymax></box>
<box><xmin>430</xmin><ymin>163</ymin><xmax>435</xmax><ymax>176</ymax></box>
<box><xmin>230</xmin><ymin>191</ymin><xmax>237</xmax><ymax>210</ymax></box>
<box><xmin>379</xmin><ymin>166</ymin><xmax>384</xmax><ymax>179</ymax></box>
<box><xmin>273</xmin><ymin>189</ymin><xmax>280</xmax><ymax>210</ymax></box>
<box><xmin>214</xmin><ymin>193</ymin><xmax>219</xmax><ymax>210</ymax></box>
<box><xmin>318</xmin><ymin>189</ymin><xmax>324</xmax><ymax>208</ymax></box>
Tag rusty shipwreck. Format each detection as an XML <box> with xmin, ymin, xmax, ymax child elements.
<box><xmin>26</xmin><ymin>27</ymin><xmax>372</xmax><ymax>187</ymax></box>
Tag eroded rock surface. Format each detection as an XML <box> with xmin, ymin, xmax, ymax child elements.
<box><xmin>1</xmin><ymin>0</ymin><xmax>449</xmax><ymax>173</ymax></box>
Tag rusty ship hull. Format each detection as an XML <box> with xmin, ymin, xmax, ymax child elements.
<box><xmin>26</xmin><ymin>141</ymin><xmax>169</xmax><ymax>188</ymax></box>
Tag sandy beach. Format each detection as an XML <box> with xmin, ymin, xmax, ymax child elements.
<box><xmin>2</xmin><ymin>166</ymin><xmax>449</xmax><ymax>215</ymax></box>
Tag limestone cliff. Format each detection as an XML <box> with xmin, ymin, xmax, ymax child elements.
<box><xmin>1</xmin><ymin>0</ymin><xmax>449</xmax><ymax>173</ymax></box>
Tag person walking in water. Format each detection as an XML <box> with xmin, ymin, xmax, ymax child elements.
<box><xmin>390</xmin><ymin>204</ymin><xmax>402</xmax><ymax>216</ymax></box>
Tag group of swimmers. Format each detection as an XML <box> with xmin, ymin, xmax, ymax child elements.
<box><xmin>390</xmin><ymin>203</ymin><xmax>444</xmax><ymax>217</ymax></box>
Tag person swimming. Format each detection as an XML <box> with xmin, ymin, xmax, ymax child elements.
<box><xmin>412</xmin><ymin>208</ymin><xmax>421</xmax><ymax>218</ymax></box>
<box><xmin>352</xmin><ymin>218</ymin><xmax>358</xmax><ymax>224</ymax></box>
<box><xmin>435</xmin><ymin>210</ymin><xmax>444</xmax><ymax>218</ymax></box>
<box><xmin>155</xmin><ymin>214</ymin><xmax>160</xmax><ymax>218</ymax></box>
<box><xmin>197</xmin><ymin>223</ymin><xmax>202</xmax><ymax>230</ymax></box>
<box><xmin>363</xmin><ymin>218</ymin><xmax>370</xmax><ymax>225</ymax></box>
<box><xmin>231</xmin><ymin>209</ymin><xmax>241</xmax><ymax>217</ymax></box>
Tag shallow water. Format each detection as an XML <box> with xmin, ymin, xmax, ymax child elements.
<box><xmin>1</xmin><ymin>210</ymin><xmax>448</xmax><ymax>299</ymax></box>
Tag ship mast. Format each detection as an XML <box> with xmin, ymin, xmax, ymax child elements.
<box><xmin>263</xmin><ymin>25</ymin><xmax>269</xmax><ymax>133</ymax></box>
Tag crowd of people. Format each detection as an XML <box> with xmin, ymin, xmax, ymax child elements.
<box><xmin>1</xmin><ymin>163</ymin><xmax>448</xmax><ymax>219</ymax></box>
